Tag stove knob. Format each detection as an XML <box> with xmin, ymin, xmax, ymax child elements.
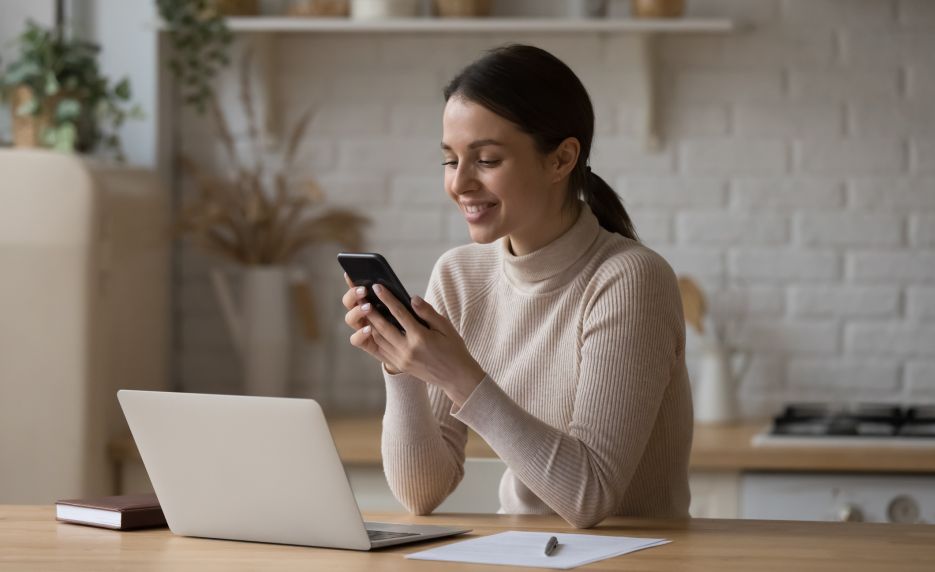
<box><xmin>887</xmin><ymin>495</ymin><xmax>920</xmax><ymax>524</ymax></box>
<box><xmin>837</xmin><ymin>504</ymin><xmax>864</xmax><ymax>522</ymax></box>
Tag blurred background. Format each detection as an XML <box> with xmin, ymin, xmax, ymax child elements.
<box><xmin>2</xmin><ymin>0</ymin><xmax>933</xmax><ymax>525</ymax></box>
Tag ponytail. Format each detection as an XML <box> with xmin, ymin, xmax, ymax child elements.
<box><xmin>577</xmin><ymin>166</ymin><xmax>640</xmax><ymax>241</ymax></box>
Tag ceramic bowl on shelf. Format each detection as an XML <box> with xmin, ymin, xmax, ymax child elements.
<box><xmin>350</xmin><ymin>0</ymin><xmax>420</xmax><ymax>19</ymax></box>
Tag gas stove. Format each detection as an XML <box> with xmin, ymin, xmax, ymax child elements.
<box><xmin>745</xmin><ymin>403</ymin><xmax>935</xmax><ymax>524</ymax></box>
<box><xmin>753</xmin><ymin>403</ymin><xmax>935</xmax><ymax>447</ymax></box>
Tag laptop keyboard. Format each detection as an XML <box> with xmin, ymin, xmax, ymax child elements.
<box><xmin>367</xmin><ymin>529</ymin><xmax>421</xmax><ymax>542</ymax></box>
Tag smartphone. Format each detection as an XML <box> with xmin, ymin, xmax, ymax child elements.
<box><xmin>337</xmin><ymin>252</ymin><xmax>429</xmax><ymax>332</ymax></box>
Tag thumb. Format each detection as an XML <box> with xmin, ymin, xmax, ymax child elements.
<box><xmin>410</xmin><ymin>295</ymin><xmax>452</xmax><ymax>333</ymax></box>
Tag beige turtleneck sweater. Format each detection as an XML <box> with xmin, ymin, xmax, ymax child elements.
<box><xmin>381</xmin><ymin>204</ymin><xmax>692</xmax><ymax>528</ymax></box>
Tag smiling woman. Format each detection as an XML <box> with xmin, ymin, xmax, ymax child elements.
<box><xmin>340</xmin><ymin>44</ymin><xmax>692</xmax><ymax>528</ymax></box>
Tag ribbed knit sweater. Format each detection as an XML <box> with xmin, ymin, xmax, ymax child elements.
<box><xmin>381</xmin><ymin>204</ymin><xmax>692</xmax><ymax>528</ymax></box>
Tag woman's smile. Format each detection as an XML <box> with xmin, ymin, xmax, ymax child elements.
<box><xmin>461</xmin><ymin>201</ymin><xmax>499</xmax><ymax>223</ymax></box>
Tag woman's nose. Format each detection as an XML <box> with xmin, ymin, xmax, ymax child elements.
<box><xmin>449</xmin><ymin>164</ymin><xmax>477</xmax><ymax>196</ymax></box>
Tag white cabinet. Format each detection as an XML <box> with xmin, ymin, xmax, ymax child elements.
<box><xmin>689</xmin><ymin>471</ymin><xmax>741</xmax><ymax>519</ymax></box>
<box><xmin>0</xmin><ymin>150</ymin><xmax>169</xmax><ymax>504</ymax></box>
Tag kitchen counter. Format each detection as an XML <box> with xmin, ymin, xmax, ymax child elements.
<box><xmin>110</xmin><ymin>417</ymin><xmax>935</xmax><ymax>473</ymax></box>
<box><xmin>4</xmin><ymin>506</ymin><xmax>934</xmax><ymax>571</ymax></box>
<box><xmin>325</xmin><ymin>417</ymin><xmax>935</xmax><ymax>473</ymax></box>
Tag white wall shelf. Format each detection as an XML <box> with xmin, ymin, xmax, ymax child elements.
<box><xmin>160</xmin><ymin>17</ymin><xmax>743</xmax><ymax>152</ymax></box>
<box><xmin>224</xmin><ymin>17</ymin><xmax>739</xmax><ymax>34</ymax></box>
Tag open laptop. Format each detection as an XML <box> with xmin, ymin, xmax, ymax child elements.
<box><xmin>117</xmin><ymin>390</ymin><xmax>470</xmax><ymax>550</ymax></box>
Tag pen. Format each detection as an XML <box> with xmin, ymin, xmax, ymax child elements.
<box><xmin>544</xmin><ymin>535</ymin><xmax>559</xmax><ymax>556</ymax></box>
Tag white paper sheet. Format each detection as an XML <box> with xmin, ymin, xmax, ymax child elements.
<box><xmin>405</xmin><ymin>530</ymin><xmax>670</xmax><ymax>570</ymax></box>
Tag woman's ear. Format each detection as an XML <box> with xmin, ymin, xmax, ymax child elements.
<box><xmin>550</xmin><ymin>137</ymin><xmax>581</xmax><ymax>183</ymax></box>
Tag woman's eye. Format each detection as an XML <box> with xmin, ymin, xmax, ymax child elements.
<box><xmin>441</xmin><ymin>160</ymin><xmax>457</xmax><ymax>167</ymax></box>
<box><xmin>478</xmin><ymin>159</ymin><xmax>501</xmax><ymax>166</ymax></box>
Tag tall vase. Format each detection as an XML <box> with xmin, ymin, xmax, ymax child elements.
<box><xmin>212</xmin><ymin>266</ymin><xmax>292</xmax><ymax>397</ymax></box>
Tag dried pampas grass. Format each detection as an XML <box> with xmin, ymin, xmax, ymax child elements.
<box><xmin>177</xmin><ymin>49</ymin><xmax>368</xmax><ymax>265</ymax></box>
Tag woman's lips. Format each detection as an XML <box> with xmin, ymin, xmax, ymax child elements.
<box><xmin>462</xmin><ymin>202</ymin><xmax>498</xmax><ymax>224</ymax></box>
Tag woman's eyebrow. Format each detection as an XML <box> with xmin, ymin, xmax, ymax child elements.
<box><xmin>440</xmin><ymin>139</ymin><xmax>505</xmax><ymax>150</ymax></box>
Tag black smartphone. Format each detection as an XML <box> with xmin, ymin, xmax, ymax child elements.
<box><xmin>337</xmin><ymin>252</ymin><xmax>429</xmax><ymax>332</ymax></box>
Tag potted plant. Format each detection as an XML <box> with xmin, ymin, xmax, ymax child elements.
<box><xmin>0</xmin><ymin>21</ymin><xmax>142</xmax><ymax>159</ymax></box>
<box><xmin>156</xmin><ymin>0</ymin><xmax>234</xmax><ymax>114</ymax></box>
<box><xmin>177</xmin><ymin>52</ymin><xmax>369</xmax><ymax>397</ymax></box>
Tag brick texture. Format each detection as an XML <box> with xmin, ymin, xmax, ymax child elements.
<box><xmin>171</xmin><ymin>0</ymin><xmax>935</xmax><ymax>413</ymax></box>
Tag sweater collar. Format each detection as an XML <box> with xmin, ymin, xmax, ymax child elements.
<box><xmin>501</xmin><ymin>203</ymin><xmax>601</xmax><ymax>290</ymax></box>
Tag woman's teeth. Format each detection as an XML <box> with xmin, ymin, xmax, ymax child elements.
<box><xmin>465</xmin><ymin>204</ymin><xmax>494</xmax><ymax>213</ymax></box>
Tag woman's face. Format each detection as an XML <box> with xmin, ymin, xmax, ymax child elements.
<box><xmin>441</xmin><ymin>96</ymin><xmax>572</xmax><ymax>253</ymax></box>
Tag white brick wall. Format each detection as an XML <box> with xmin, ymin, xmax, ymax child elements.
<box><xmin>172</xmin><ymin>0</ymin><xmax>935</xmax><ymax>413</ymax></box>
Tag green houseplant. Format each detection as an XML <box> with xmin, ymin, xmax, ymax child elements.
<box><xmin>0</xmin><ymin>20</ymin><xmax>141</xmax><ymax>159</ymax></box>
<box><xmin>156</xmin><ymin>0</ymin><xmax>234</xmax><ymax>114</ymax></box>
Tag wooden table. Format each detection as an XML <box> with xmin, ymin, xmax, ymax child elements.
<box><xmin>3</xmin><ymin>506</ymin><xmax>934</xmax><ymax>571</ymax></box>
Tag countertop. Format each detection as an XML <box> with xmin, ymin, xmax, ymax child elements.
<box><xmin>110</xmin><ymin>417</ymin><xmax>935</xmax><ymax>473</ymax></box>
<box><xmin>328</xmin><ymin>417</ymin><xmax>935</xmax><ymax>473</ymax></box>
<box><xmin>4</xmin><ymin>506</ymin><xmax>934</xmax><ymax>571</ymax></box>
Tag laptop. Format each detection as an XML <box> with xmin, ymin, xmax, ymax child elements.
<box><xmin>117</xmin><ymin>390</ymin><xmax>470</xmax><ymax>550</ymax></box>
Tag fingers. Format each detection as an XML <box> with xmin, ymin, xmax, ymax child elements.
<box><xmin>372</xmin><ymin>283</ymin><xmax>423</xmax><ymax>334</ymax></box>
<box><xmin>342</xmin><ymin>284</ymin><xmax>368</xmax><ymax>311</ymax></box>
<box><xmin>344</xmin><ymin>303</ymin><xmax>370</xmax><ymax>330</ymax></box>
<box><xmin>349</xmin><ymin>324</ymin><xmax>389</xmax><ymax>362</ymax></box>
<box><xmin>350</xmin><ymin>324</ymin><xmax>402</xmax><ymax>372</ymax></box>
<box><xmin>359</xmin><ymin>298</ymin><xmax>406</xmax><ymax>350</ymax></box>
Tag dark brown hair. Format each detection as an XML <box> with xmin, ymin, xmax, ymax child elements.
<box><xmin>443</xmin><ymin>44</ymin><xmax>639</xmax><ymax>241</ymax></box>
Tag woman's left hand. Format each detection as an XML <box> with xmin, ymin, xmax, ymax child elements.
<box><xmin>360</xmin><ymin>283</ymin><xmax>486</xmax><ymax>406</ymax></box>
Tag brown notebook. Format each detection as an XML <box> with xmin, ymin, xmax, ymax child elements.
<box><xmin>55</xmin><ymin>493</ymin><xmax>166</xmax><ymax>530</ymax></box>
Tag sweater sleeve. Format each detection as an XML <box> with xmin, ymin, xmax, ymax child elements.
<box><xmin>452</xmin><ymin>251</ymin><xmax>682</xmax><ymax>528</ymax></box>
<box><xmin>380</xmin><ymin>255</ymin><xmax>468</xmax><ymax>515</ymax></box>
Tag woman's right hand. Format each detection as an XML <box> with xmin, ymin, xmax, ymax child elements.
<box><xmin>342</xmin><ymin>273</ymin><xmax>401</xmax><ymax>374</ymax></box>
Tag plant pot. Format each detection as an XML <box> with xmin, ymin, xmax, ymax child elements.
<box><xmin>350</xmin><ymin>0</ymin><xmax>420</xmax><ymax>19</ymax></box>
<box><xmin>433</xmin><ymin>0</ymin><xmax>492</xmax><ymax>17</ymax></box>
<box><xmin>11</xmin><ymin>86</ymin><xmax>51</xmax><ymax>148</ymax></box>
<box><xmin>10</xmin><ymin>85</ymin><xmax>94</xmax><ymax>151</ymax></box>
<box><xmin>631</xmin><ymin>0</ymin><xmax>685</xmax><ymax>18</ymax></box>
<box><xmin>212</xmin><ymin>266</ymin><xmax>293</xmax><ymax>397</ymax></box>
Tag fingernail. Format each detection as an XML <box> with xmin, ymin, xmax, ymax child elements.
<box><xmin>356</xmin><ymin>287</ymin><xmax>365</xmax><ymax>296</ymax></box>
<box><xmin>374</xmin><ymin>284</ymin><xmax>383</xmax><ymax>294</ymax></box>
<box><xmin>362</xmin><ymin>325</ymin><xmax>372</xmax><ymax>335</ymax></box>
<box><xmin>361</xmin><ymin>303</ymin><xmax>371</xmax><ymax>312</ymax></box>
<box><xmin>412</xmin><ymin>295</ymin><xmax>423</xmax><ymax>305</ymax></box>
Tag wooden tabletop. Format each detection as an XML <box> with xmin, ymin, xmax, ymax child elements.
<box><xmin>109</xmin><ymin>417</ymin><xmax>935</xmax><ymax>473</ymax></box>
<box><xmin>3</xmin><ymin>506</ymin><xmax>934</xmax><ymax>571</ymax></box>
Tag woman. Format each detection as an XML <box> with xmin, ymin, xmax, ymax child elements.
<box><xmin>341</xmin><ymin>44</ymin><xmax>692</xmax><ymax>528</ymax></box>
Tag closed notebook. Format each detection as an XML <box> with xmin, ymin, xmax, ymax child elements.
<box><xmin>55</xmin><ymin>493</ymin><xmax>166</xmax><ymax>530</ymax></box>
